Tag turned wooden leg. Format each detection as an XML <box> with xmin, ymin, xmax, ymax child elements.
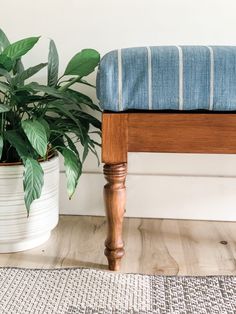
<box><xmin>103</xmin><ymin>163</ymin><xmax>127</xmax><ymax>271</ymax></box>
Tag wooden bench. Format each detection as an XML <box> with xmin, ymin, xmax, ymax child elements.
<box><xmin>97</xmin><ymin>46</ymin><xmax>236</xmax><ymax>270</ymax></box>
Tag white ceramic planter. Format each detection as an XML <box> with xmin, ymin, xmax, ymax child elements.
<box><xmin>0</xmin><ymin>155</ymin><xmax>59</xmax><ymax>253</ymax></box>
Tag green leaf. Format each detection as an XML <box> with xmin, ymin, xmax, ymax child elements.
<box><xmin>21</xmin><ymin>119</ymin><xmax>48</xmax><ymax>157</ymax></box>
<box><xmin>5</xmin><ymin>130</ymin><xmax>30</xmax><ymax>160</ymax></box>
<box><xmin>0</xmin><ymin>135</ymin><xmax>3</xmax><ymax>160</ymax></box>
<box><xmin>0</xmin><ymin>29</ymin><xmax>10</xmax><ymax>53</ymax></box>
<box><xmin>13</xmin><ymin>59</ymin><xmax>24</xmax><ymax>75</ymax></box>
<box><xmin>0</xmin><ymin>104</ymin><xmax>10</xmax><ymax>112</ymax></box>
<box><xmin>82</xmin><ymin>137</ymin><xmax>89</xmax><ymax>163</ymax></box>
<box><xmin>88</xmin><ymin>137</ymin><xmax>100</xmax><ymax>166</ymax></box>
<box><xmin>48</xmin><ymin>40</ymin><xmax>59</xmax><ymax>87</ymax></box>
<box><xmin>59</xmin><ymin>147</ymin><xmax>81</xmax><ymax>199</ymax></box>
<box><xmin>48</xmin><ymin>102</ymin><xmax>86</xmax><ymax>144</ymax></box>
<box><xmin>64</xmin><ymin>49</ymin><xmax>100</xmax><ymax>77</ymax></box>
<box><xmin>50</xmin><ymin>132</ymin><xmax>65</xmax><ymax>147</ymax></box>
<box><xmin>47</xmin><ymin>100</ymin><xmax>82</xmax><ymax>127</ymax></box>
<box><xmin>66</xmin><ymin>89</ymin><xmax>101</xmax><ymax>111</ymax></box>
<box><xmin>79</xmin><ymin>78</ymin><xmax>96</xmax><ymax>88</ymax></box>
<box><xmin>0</xmin><ymin>54</ymin><xmax>13</xmax><ymax>71</ymax></box>
<box><xmin>64</xmin><ymin>134</ymin><xmax>79</xmax><ymax>157</ymax></box>
<box><xmin>23</xmin><ymin>158</ymin><xmax>44</xmax><ymax>214</ymax></box>
<box><xmin>73</xmin><ymin>111</ymin><xmax>101</xmax><ymax>129</ymax></box>
<box><xmin>0</xmin><ymin>81</ymin><xmax>9</xmax><ymax>93</ymax></box>
<box><xmin>91</xmin><ymin>139</ymin><xmax>101</xmax><ymax>147</ymax></box>
<box><xmin>25</xmin><ymin>82</ymin><xmax>64</xmax><ymax>99</ymax></box>
<box><xmin>14</xmin><ymin>63</ymin><xmax>47</xmax><ymax>85</ymax></box>
<box><xmin>38</xmin><ymin>117</ymin><xmax>50</xmax><ymax>140</ymax></box>
<box><xmin>0</xmin><ymin>68</ymin><xmax>12</xmax><ymax>83</ymax></box>
<box><xmin>3</xmin><ymin>36</ymin><xmax>40</xmax><ymax>60</ymax></box>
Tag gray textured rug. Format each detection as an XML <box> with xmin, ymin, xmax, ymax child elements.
<box><xmin>0</xmin><ymin>268</ymin><xmax>235</xmax><ymax>314</ymax></box>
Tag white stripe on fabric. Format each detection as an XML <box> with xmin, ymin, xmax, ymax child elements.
<box><xmin>207</xmin><ymin>46</ymin><xmax>214</xmax><ymax>111</ymax></box>
<box><xmin>118</xmin><ymin>49</ymin><xmax>123</xmax><ymax>111</ymax></box>
<box><xmin>176</xmin><ymin>46</ymin><xmax>184</xmax><ymax>110</ymax></box>
<box><xmin>147</xmin><ymin>47</ymin><xmax>152</xmax><ymax>110</ymax></box>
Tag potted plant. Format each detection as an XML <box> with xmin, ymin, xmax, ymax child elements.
<box><xmin>0</xmin><ymin>29</ymin><xmax>101</xmax><ymax>252</ymax></box>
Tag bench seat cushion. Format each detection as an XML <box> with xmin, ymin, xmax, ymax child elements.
<box><xmin>96</xmin><ymin>46</ymin><xmax>236</xmax><ymax>112</ymax></box>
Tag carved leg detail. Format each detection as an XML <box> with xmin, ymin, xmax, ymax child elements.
<box><xmin>103</xmin><ymin>163</ymin><xmax>127</xmax><ymax>271</ymax></box>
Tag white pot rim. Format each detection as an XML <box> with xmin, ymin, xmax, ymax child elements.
<box><xmin>0</xmin><ymin>155</ymin><xmax>59</xmax><ymax>176</ymax></box>
<box><xmin>0</xmin><ymin>154</ymin><xmax>58</xmax><ymax>168</ymax></box>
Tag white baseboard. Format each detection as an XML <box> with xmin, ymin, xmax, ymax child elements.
<box><xmin>59</xmin><ymin>171</ymin><xmax>236</xmax><ymax>221</ymax></box>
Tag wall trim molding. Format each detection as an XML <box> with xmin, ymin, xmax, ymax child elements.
<box><xmin>59</xmin><ymin>171</ymin><xmax>236</xmax><ymax>221</ymax></box>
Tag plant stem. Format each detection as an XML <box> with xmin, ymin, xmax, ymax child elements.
<box><xmin>57</xmin><ymin>75</ymin><xmax>64</xmax><ymax>84</ymax></box>
<box><xmin>1</xmin><ymin>113</ymin><xmax>5</xmax><ymax>138</ymax></box>
<box><xmin>58</xmin><ymin>76</ymin><xmax>80</xmax><ymax>92</ymax></box>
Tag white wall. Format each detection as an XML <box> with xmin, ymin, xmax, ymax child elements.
<box><xmin>2</xmin><ymin>0</ymin><xmax>236</xmax><ymax>220</ymax></box>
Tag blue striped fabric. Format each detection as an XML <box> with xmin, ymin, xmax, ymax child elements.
<box><xmin>96</xmin><ymin>46</ymin><xmax>236</xmax><ymax>111</ymax></box>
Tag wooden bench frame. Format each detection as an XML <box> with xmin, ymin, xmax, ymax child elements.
<box><xmin>102</xmin><ymin>112</ymin><xmax>236</xmax><ymax>270</ymax></box>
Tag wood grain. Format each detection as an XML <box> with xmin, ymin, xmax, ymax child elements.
<box><xmin>102</xmin><ymin>113</ymin><xmax>128</xmax><ymax>163</ymax></box>
<box><xmin>103</xmin><ymin>163</ymin><xmax>127</xmax><ymax>270</ymax></box>
<box><xmin>128</xmin><ymin>113</ymin><xmax>236</xmax><ymax>153</ymax></box>
<box><xmin>0</xmin><ymin>215</ymin><xmax>236</xmax><ymax>275</ymax></box>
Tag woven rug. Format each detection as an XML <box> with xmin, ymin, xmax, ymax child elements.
<box><xmin>0</xmin><ymin>268</ymin><xmax>235</xmax><ymax>314</ymax></box>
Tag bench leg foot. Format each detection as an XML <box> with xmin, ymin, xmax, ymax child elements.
<box><xmin>103</xmin><ymin>163</ymin><xmax>127</xmax><ymax>271</ymax></box>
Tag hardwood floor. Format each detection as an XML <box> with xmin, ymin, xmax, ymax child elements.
<box><xmin>0</xmin><ymin>215</ymin><xmax>236</xmax><ymax>275</ymax></box>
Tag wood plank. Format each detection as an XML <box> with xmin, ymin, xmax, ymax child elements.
<box><xmin>0</xmin><ymin>215</ymin><xmax>236</xmax><ymax>275</ymax></box>
<box><xmin>128</xmin><ymin>113</ymin><xmax>236</xmax><ymax>153</ymax></box>
<box><xmin>102</xmin><ymin>113</ymin><xmax>128</xmax><ymax>163</ymax></box>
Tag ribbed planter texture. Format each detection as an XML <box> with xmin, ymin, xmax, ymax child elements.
<box><xmin>0</xmin><ymin>155</ymin><xmax>59</xmax><ymax>253</ymax></box>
